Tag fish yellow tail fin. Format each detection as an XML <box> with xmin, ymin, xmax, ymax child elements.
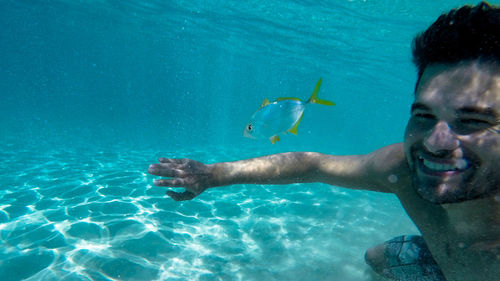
<box><xmin>307</xmin><ymin>78</ymin><xmax>335</xmax><ymax>106</ymax></box>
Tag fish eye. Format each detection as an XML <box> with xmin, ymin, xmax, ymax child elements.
<box><xmin>247</xmin><ymin>124</ymin><xmax>252</xmax><ymax>131</ymax></box>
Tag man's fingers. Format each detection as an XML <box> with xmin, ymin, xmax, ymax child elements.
<box><xmin>154</xmin><ymin>178</ymin><xmax>185</xmax><ymax>187</ymax></box>
<box><xmin>158</xmin><ymin>158</ymin><xmax>189</xmax><ymax>164</ymax></box>
<box><xmin>148</xmin><ymin>164</ymin><xmax>187</xmax><ymax>177</ymax></box>
<box><xmin>159</xmin><ymin>157</ymin><xmax>178</xmax><ymax>163</ymax></box>
<box><xmin>158</xmin><ymin>157</ymin><xmax>169</xmax><ymax>163</ymax></box>
<box><xmin>150</xmin><ymin>158</ymin><xmax>204</xmax><ymax>201</ymax></box>
<box><xmin>166</xmin><ymin>190</ymin><xmax>196</xmax><ymax>201</ymax></box>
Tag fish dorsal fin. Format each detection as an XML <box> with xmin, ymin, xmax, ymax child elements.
<box><xmin>270</xmin><ymin>135</ymin><xmax>280</xmax><ymax>144</ymax></box>
<box><xmin>276</xmin><ymin>97</ymin><xmax>301</xmax><ymax>102</ymax></box>
<box><xmin>307</xmin><ymin>78</ymin><xmax>335</xmax><ymax>106</ymax></box>
<box><xmin>260</xmin><ymin>98</ymin><xmax>270</xmax><ymax>108</ymax></box>
<box><xmin>288</xmin><ymin>113</ymin><xmax>304</xmax><ymax>135</ymax></box>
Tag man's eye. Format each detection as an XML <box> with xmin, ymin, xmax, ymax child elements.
<box><xmin>457</xmin><ymin>118</ymin><xmax>490</xmax><ymax>125</ymax></box>
<box><xmin>453</xmin><ymin>118</ymin><xmax>494</xmax><ymax>134</ymax></box>
<box><xmin>413</xmin><ymin>113</ymin><xmax>436</xmax><ymax>120</ymax></box>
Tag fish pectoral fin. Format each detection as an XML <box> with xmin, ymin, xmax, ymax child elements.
<box><xmin>260</xmin><ymin>98</ymin><xmax>270</xmax><ymax>109</ymax></box>
<box><xmin>307</xmin><ymin>78</ymin><xmax>335</xmax><ymax>106</ymax></box>
<box><xmin>270</xmin><ymin>135</ymin><xmax>280</xmax><ymax>144</ymax></box>
<box><xmin>288</xmin><ymin>113</ymin><xmax>304</xmax><ymax>135</ymax></box>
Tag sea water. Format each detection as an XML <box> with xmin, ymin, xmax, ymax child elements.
<box><xmin>0</xmin><ymin>1</ymin><xmax>493</xmax><ymax>280</ymax></box>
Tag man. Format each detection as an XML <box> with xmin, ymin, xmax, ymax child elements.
<box><xmin>148</xmin><ymin>2</ymin><xmax>500</xmax><ymax>280</ymax></box>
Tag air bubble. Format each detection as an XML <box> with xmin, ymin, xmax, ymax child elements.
<box><xmin>388</xmin><ymin>174</ymin><xmax>398</xmax><ymax>183</ymax></box>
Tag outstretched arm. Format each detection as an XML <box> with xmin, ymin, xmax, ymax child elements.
<box><xmin>148</xmin><ymin>143</ymin><xmax>410</xmax><ymax>201</ymax></box>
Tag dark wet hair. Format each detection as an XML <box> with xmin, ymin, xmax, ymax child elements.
<box><xmin>412</xmin><ymin>1</ymin><xmax>500</xmax><ymax>84</ymax></box>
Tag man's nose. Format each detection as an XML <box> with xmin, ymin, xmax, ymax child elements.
<box><xmin>424</xmin><ymin>121</ymin><xmax>459</xmax><ymax>154</ymax></box>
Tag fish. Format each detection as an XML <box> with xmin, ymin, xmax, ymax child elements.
<box><xmin>244</xmin><ymin>78</ymin><xmax>335</xmax><ymax>144</ymax></box>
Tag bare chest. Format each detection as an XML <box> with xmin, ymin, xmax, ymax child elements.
<box><xmin>398</xmin><ymin>193</ymin><xmax>500</xmax><ymax>280</ymax></box>
<box><xmin>422</xmin><ymin>229</ymin><xmax>500</xmax><ymax>281</ymax></box>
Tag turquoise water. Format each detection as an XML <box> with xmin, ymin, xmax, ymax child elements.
<box><xmin>1</xmin><ymin>1</ymin><xmax>496</xmax><ymax>280</ymax></box>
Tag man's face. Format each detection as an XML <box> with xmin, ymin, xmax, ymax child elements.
<box><xmin>404</xmin><ymin>60</ymin><xmax>500</xmax><ymax>204</ymax></box>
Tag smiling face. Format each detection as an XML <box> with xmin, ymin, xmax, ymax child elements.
<box><xmin>404</xmin><ymin>60</ymin><xmax>500</xmax><ymax>204</ymax></box>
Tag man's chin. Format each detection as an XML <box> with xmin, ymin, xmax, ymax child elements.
<box><xmin>415</xmin><ymin>185</ymin><xmax>459</xmax><ymax>204</ymax></box>
<box><xmin>413</xmin><ymin>180</ymin><xmax>486</xmax><ymax>204</ymax></box>
<box><xmin>412</xmin><ymin>159</ymin><xmax>476</xmax><ymax>204</ymax></box>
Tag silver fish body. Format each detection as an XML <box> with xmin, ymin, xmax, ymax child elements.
<box><xmin>244</xmin><ymin>78</ymin><xmax>335</xmax><ymax>144</ymax></box>
<box><xmin>244</xmin><ymin>100</ymin><xmax>305</xmax><ymax>140</ymax></box>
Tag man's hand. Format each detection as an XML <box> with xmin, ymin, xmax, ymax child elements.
<box><xmin>148</xmin><ymin>158</ymin><xmax>216</xmax><ymax>201</ymax></box>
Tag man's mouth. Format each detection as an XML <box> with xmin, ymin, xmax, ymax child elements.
<box><xmin>421</xmin><ymin>158</ymin><xmax>468</xmax><ymax>171</ymax></box>
<box><xmin>411</xmin><ymin>148</ymin><xmax>481</xmax><ymax>203</ymax></box>
<box><xmin>418</xmin><ymin>155</ymin><xmax>470</xmax><ymax>175</ymax></box>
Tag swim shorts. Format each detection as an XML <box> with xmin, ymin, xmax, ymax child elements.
<box><xmin>374</xmin><ymin>235</ymin><xmax>446</xmax><ymax>281</ymax></box>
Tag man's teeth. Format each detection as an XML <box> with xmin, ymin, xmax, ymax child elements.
<box><xmin>422</xmin><ymin>158</ymin><xmax>468</xmax><ymax>171</ymax></box>
<box><xmin>455</xmin><ymin>159</ymin><xmax>468</xmax><ymax>169</ymax></box>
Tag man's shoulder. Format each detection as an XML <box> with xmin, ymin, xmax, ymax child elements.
<box><xmin>367</xmin><ymin>143</ymin><xmax>412</xmax><ymax>193</ymax></box>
